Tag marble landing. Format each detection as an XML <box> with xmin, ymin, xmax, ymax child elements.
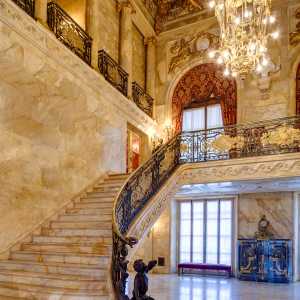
<box><xmin>128</xmin><ymin>274</ymin><xmax>300</xmax><ymax>300</ymax></box>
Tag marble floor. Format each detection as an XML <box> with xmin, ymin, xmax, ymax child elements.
<box><xmin>129</xmin><ymin>274</ymin><xmax>300</xmax><ymax>300</ymax></box>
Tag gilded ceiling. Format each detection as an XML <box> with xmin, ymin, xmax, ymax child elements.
<box><xmin>143</xmin><ymin>0</ymin><xmax>207</xmax><ymax>33</ymax></box>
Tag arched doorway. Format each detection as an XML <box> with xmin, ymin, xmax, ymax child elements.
<box><xmin>297</xmin><ymin>64</ymin><xmax>300</xmax><ymax>115</ymax></box>
<box><xmin>171</xmin><ymin>63</ymin><xmax>237</xmax><ymax>133</ymax></box>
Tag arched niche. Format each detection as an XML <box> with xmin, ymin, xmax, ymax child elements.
<box><xmin>171</xmin><ymin>63</ymin><xmax>237</xmax><ymax>133</ymax></box>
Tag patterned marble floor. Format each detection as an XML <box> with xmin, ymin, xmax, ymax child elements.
<box><xmin>129</xmin><ymin>274</ymin><xmax>300</xmax><ymax>300</ymax></box>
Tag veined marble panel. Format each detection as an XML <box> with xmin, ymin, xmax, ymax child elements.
<box><xmin>239</xmin><ymin>192</ymin><xmax>293</xmax><ymax>239</ymax></box>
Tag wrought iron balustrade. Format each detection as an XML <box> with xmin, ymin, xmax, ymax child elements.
<box><xmin>98</xmin><ymin>50</ymin><xmax>128</xmax><ymax>97</ymax></box>
<box><xmin>179</xmin><ymin>116</ymin><xmax>300</xmax><ymax>163</ymax></box>
<box><xmin>47</xmin><ymin>2</ymin><xmax>92</xmax><ymax>65</ymax></box>
<box><xmin>132</xmin><ymin>82</ymin><xmax>154</xmax><ymax>118</ymax></box>
<box><xmin>11</xmin><ymin>0</ymin><xmax>35</xmax><ymax>17</ymax></box>
<box><xmin>112</xmin><ymin>115</ymin><xmax>300</xmax><ymax>299</ymax></box>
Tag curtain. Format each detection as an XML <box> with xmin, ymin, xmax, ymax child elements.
<box><xmin>182</xmin><ymin>108</ymin><xmax>205</xmax><ymax>131</ymax></box>
<box><xmin>172</xmin><ymin>64</ymin><xmax>237</xmax><ymax>134</ymax></box>
<box><xmin>207</xmin><ymin>104</ymin><xmax>223</xmax><ymax>129</ymax></box>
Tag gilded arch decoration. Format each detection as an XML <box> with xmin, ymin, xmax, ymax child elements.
<box><xmin>171</xmin><ymin>63</ymin><xmax>237</xmax><ymax>133</ymax></box>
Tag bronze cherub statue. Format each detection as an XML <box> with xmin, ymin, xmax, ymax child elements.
<box><xmin>132</xmin><ymin>259</ymin><xmax>157</xmax><ymax>300</ymax></box>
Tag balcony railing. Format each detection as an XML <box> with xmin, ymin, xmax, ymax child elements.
<box><xmin>98</xmin><ymin>50</ymin><xmax>128</xmax><ymax>97</ymax></box>
<box><xmin>47</xmin><ymin>2</ymin><xmax>92</xmax><ymax>65</ymax></box>
<box><xmin>112</xmin><ymin>115</ymin><xmax>300</xmax><ymax>299</ymax></box>
<box><xmin>132</xmin><ymin>82</ymin><xmax>154</xmax><ymax>118</ymax></box>
<box><xmin>11</xmin><ymin>0</ymin><xmax>35</xmax><ymax>17</ymax></box>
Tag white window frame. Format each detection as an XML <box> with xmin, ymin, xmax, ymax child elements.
<box><xmin>177</xmin><ymin>197</ymin><xmax>235</xmax><ymax>268</ymax></box>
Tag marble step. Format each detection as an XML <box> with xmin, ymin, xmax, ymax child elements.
<box><xmin>79</xmin><ymin>197</ymin><xmax>114</xmax><ymax>204</ymax></box>
<box><xmin>32</xmin><ymin>235</ymin><xmax>112</xmax><ymax>245</ymax></box>
<box><xmin>21</xmin><ymin>242</ymin><xmax>111</xmax><ymax>255</ymax></box>
<box><xmin>74</xmin><ymin>202</ymin><xmax>113</xmax><ymax>209</ymax></box>
<box><xmin>42</xmin><ymin>228</ymin><xmax>112</xmax><ymax>237</ymax></box>
<box><xmin>0</xmin><ymin>260</ymin><xmax>107</xmax><ymax>278</ymax></box>
<box><xmin>50</xmin><ymin>221</ymin><xmax>111</xmax><ymax>230</ymax></box>
<box><xmin>107</xmin><ymin>173</ymin><xmax>128</xmax><ymax>179</ymax></box>
<box><xmin>66</xmin><ymin>208</ymin><xmax>112</xmax><ymax>215</ymax></box>
<box><xmin>58</xmin><ymin>214</ymin><xmax>111</xmax><ymax>222</ymax></box>
<box><xmin>0</xmin><ymin>270</ymin><xmax>107</xmax><ymax>290</ymax></box>
<box><xmin>0</xmin><ymin>282</ymin><xmax>108</xmax><ymax>300</ymax></box>
<box><xmin>11</xmin><ymin>251</ymin><xmax>109</xmax><ymax>265</ymax></box>
<box><xmin>94</xmin><ymin>182</ymin><xmax>123</xmax><ymax>188</ymax></box>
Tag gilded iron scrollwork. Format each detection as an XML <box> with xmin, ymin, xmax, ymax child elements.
<box><xmin>98</xmin><ymin>50</ymin><xmax>129</xmax><ymax>97</ymax></box>
<box><xmin>132</xmin><ymin>82</ymin><xmax>154</xmax><ymax>118</ymax></box>
<box><xmin>47</xmin><ymin>2</ymin><xmax>92</xmax><ymax>65</ymax></box>
<box><xmin>12</xmin><ymin>0</ymin><xmax>34</xmax><ymax>17</ymax></box>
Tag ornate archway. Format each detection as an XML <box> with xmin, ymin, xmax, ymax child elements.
<box><xmin>297</xmin><ymin>64</ymin><xmax>300</xmax><ymax>115</ymax></box>
<box><xmin>172</xmin><ymin>63</ymin><xmax>237</xmax><ymax>133</ymax></box>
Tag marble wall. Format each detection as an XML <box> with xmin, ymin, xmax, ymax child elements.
<box><xmin>131</xmin><ymin>205</ymin><xmax>171</xmax><ymax>274</ymax></box>
<box><xmin>132</xmin><ymin>24</ymin><xmax>146</xmax><ymax>89</ymax></box>
<box><xmin>238</xmin><ymin>192</ymin><xmax>294</xmax><ymax>239</ymax></box>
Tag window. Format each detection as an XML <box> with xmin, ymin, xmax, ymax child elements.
<box><xmin>182</xmin><ymin>103</ymin><xmax>223</xmax><ymax>132</ymax></box>
<box><xmin>179</xmin><ymin>199</ymin><xmax>233</xmax><ymax>266</ymax></box>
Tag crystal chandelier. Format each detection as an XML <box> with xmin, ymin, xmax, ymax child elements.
<box><xmin>208</xmin><ymin>0</ymin><xmax>279</xmax><ymax>78</ymax></box>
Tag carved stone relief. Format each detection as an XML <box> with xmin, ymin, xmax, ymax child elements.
<box><xmin>168</xmin><ymin>31</ymin><xmax>219</xmax><ymax>73</ymax></box>
<box><xmin>290</xmin><ymin>7</ymin><xmax>300</xmax><ymax>46</ymax></box>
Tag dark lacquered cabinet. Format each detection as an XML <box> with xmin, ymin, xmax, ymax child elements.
<box><xmin>238</xmin><ymin>239</ymin><xmax>292</xmax><ymax>283</ymax></box>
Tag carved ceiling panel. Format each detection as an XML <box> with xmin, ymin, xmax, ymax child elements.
<box><xmin>142</xmin><ymin>0</ymin><xmax>206</xmax><ymax>33</ymax></box>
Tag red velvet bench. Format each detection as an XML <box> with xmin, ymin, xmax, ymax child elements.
<box><xmin>178</xmin><ymin>263</ymin><xmax>232</xmax><ymax>277</ymax></box>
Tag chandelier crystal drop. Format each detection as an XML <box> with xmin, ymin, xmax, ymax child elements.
<box><xmin>208</xmin><ymin>0</ymin><xmax>279</xmax><ymax>78</ymax></box>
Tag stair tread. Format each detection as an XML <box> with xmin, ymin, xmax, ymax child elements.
<box><xmin>0</xmin><ymin>281</ymin><xmax>108</xmax><ymax>295</ymax></box>
<box><xmin>12</xmin><ymin>250</ymin><xmax>109</xmax><ymax>257</ymax></box>
<box><xmin>0</xmin><ymin>269</ymin><xmax>105</xmax><ymax>282</ymax></box>
<box><xmin>22</xmin><ymin>242</ymin><xmax>111</xmax><ymax>248</ymax></box>
<box><xmin>0</xmin><ymin>260</ymin><xmax>107</xmax><ymax>270</ymax></box>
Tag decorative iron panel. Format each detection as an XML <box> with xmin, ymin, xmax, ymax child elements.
<box><xmin>12</xmin><ymin>0</ymin><xmax>35</xmax><ymax>17</ymax></box>
<box><xmin>47</xmin><ymin>2</ymin><xmax>92</xmax><ymax>65</ymax></box>
<box><xmin>98</xmin><ymin>50</ymin><xmax>128</xmax><ymax>97</ymax></box>
<box><xmin>132</xmin><ymin>82</ymin><xmax>154</xmax><ymax>118</ymax></box>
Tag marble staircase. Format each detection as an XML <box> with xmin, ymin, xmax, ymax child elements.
<box><xmin>0</xmin><ymin>174</ymin><xmax>128</xmax><ymax>300</ymax></box>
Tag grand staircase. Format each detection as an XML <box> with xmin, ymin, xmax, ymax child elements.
<box><xmin>0</xmin><ymin>174</ymin><xmax>128</xmax><ymax>300</ymax></box>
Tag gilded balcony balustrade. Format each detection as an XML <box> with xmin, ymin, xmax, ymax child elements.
<box><xmin>11</xmin><ymin>0</ymin><xmax>35</xmax><ymax>17</ymax></box>
<box><xmin>98</xmin><ymin>50</ymin><xmax>129</xmax><ymax>97</ymax></box>
<box><xmin>47</xmin><ymin>2</ymin><xmax>92</xmax><ymax>65</ymax></box>
<box><xmin>132</xmin><ymin>82</ymin><xmax>154</xmax><ymax>118</ymax></box>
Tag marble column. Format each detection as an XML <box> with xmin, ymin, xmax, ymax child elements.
<box><xmin>145</xmin><ymin>37</ymin><xmax>156</xmax><ymax>118</ymax></box>
<box><xmin>119</xmin><ymin>1</ymin><xmax>134</xmax><ymax>98</ymax></box>
<box><xmin>35</xmin><ymin>0</ymin><xmax>48</xmax><ymax>26</ymax></box>
<box><xmin>85</xmin><ymin>0</ymin><xmax>101</xmax><ymax>69</ymax></box>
